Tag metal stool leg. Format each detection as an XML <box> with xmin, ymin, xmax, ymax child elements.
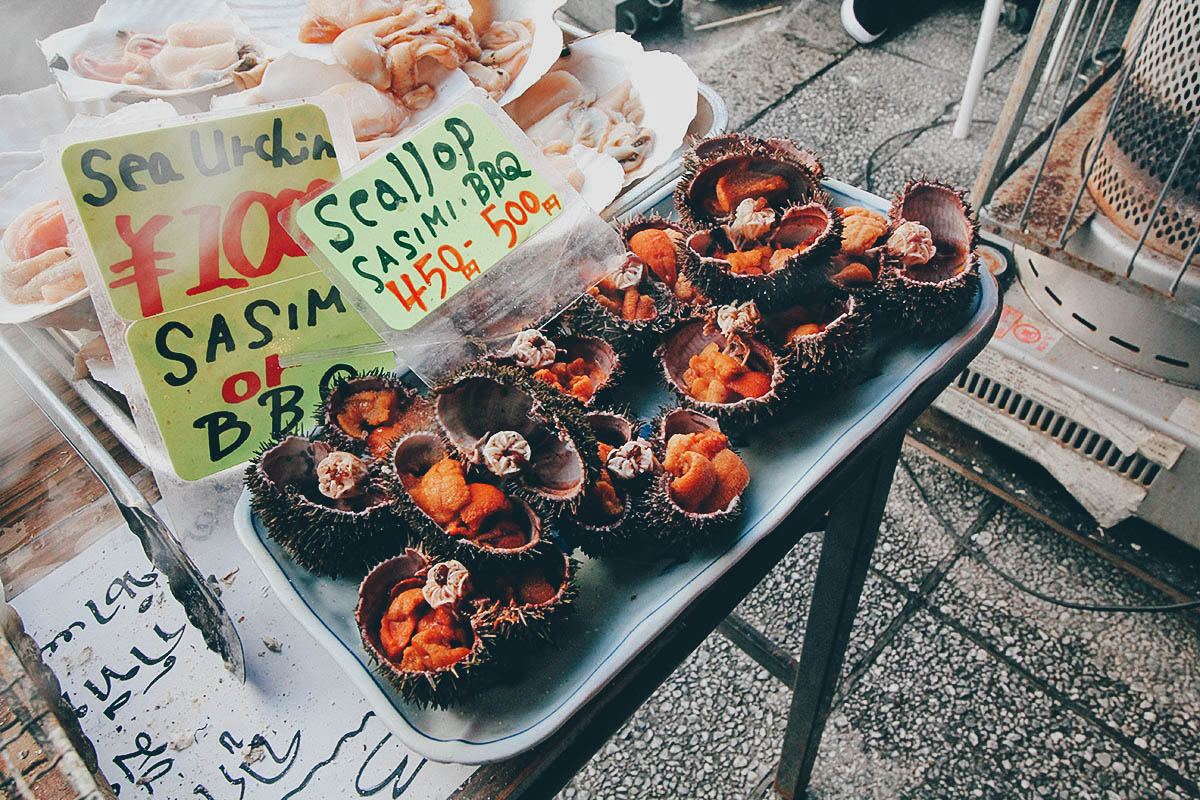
<box><xmin>774</xmin><ymin>436</ymin><xmax>902</xmax><ymax>799</ymax></box>
<box><xmin>953</xmin><ymin>0</ymin><xmax>1006</xmax><ymax>139</ymax></box>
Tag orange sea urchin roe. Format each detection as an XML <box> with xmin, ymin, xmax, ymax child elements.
<box><xmin>407</xmin><ymin>457</ymin><xmax>471</xmax><ymax>525</ymax></box>
<box><xmin>712</xmin><ymin>170</ymin><xmax>788</xmax><ymax>215</ymax></box>
<box><xmin>408</xmin><ymin>458</ymin><xmax>529</xmax><ymax>549</ymax></box>
<box><xmin>379</xmin><ymin>588</ymin><xmax>473</xmax><ymax>671</ymax></box>
<box><xmin>336</xmin><ymin>389</ymin><xmax>401</xmax><ymax>441</ymax></box>
<box><xmin>831</xmin><ymin>261</ymin><xmax>875</xmax><ymax>286</ymax></box>
<box><xmin>838</xmin><ymin>207</ymin><xmax>888</xmax><ymax>256</ymax></box>
<box><xmin>717</xmin><ymin>244</ymin><xmax>803</xmax><ymax>277</ymax></box>
<box><xmin>587</xmin><ymin>274</ymin><xmax>657</xmax><ymax>322</ymax></box>
<box><xmin>532</xmin><ymin>356</ymin><xmax>604</xmax><ymax>402</ymax></box>
<box><xmin>487</xmin><ymin>567</ymin><xmax>559</xmax><ymax>608</ymax></box>
<box><xmin>664</xmin><ymin>432</ymin><xmax>750</xmax><ymax>514</ymax></box>
<box><xmin>365</xmin><ymin>421</ymin><xmax>407</xmax><ymax>458</ymax></box>
<box><xmin>581</xmin><ymin>441</ymin><xmax>623</xmax><ymax>521</ymax></box>
<box><xmin>681</xmin><ymin>342</ymin><xmax>772</xmax><ymax>403</ymax></box>
<box><xmin>628</xmin><ymin>228</ymin><xmax>678</xmax><ymax>287</ymax></box>
<box><xmin>724</xmin><ymin>245</ymin><xmax>772</xmax><ymax>275</ymax></box>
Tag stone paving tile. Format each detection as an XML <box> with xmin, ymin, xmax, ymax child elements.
<box><xmin>631</xmin><ymin>8</ymin><xmax>759</xmax><ymax>68</ymax></box>
<box><xmin>777</xmin><ymin>0</ymin><xmax>859</xmax><ymax>56</ymax></box>
<box><xmin>853</xmin><ymin>73</ymin><xmax>1051</xmax><ymax>197</ymax></box>
<box><xmin>695</xmin><ymin>39</ymin><xmax>839</xmax><ymax>132</ymax></box>
<box><xmin>732</xmin><ymin>533</ymin><xmax>910</xmax><ymax>681</ymax></box>
<box><xmin>858</xmin><ymin>113</ymin><xmax>994</xmax><ymax>196</ymax></box>
<box><xmin>879</xmin><ymin>0</ymin><xmax>1025</xmax><ymax>78</ymax></box>
<box><xmin>746</xmin><ymin>46</ymin><xmax>962</xmax><ymax>185</ymax></box>
<box><xmin>872</xmin><ymin>455</ymin><xmax>966</xmax><ymax>593</ymax></box>
<box><xmin>802</xmin><ymin>610</ymin><xmax>1197</xmax><ymax>800</ymax></box>
<box><xmin>899</xmin><ymin>444</ymin><xmax>992</xmax><ymax>537</ymax></box>
<box><xmin>932</xmin><ymin>504</ymin><xmax>1200</xmax><ymax>788</ymax></box>
<box><xmin>630</xmin><ymin>3</ymin><xmax>847</xmax><ymax>130</ymax></box>
<box><xmin>557</xmin><ymin>633</ymin><xmax>791</xmax><ymax>800</ymax></box>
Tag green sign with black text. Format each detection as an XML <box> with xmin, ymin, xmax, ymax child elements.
<box><xmin>295</xmin><ymin>102</ymin><xmax>562</xmax><ymax>330</ymax></box>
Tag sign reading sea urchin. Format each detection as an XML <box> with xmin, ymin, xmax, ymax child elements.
<box><xmin>59</xmin><ymin>102</ymin><xmax>392</xmax><ymax>480</ymax></box>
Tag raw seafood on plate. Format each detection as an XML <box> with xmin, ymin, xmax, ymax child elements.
<box><xmin>676</xmin><ymin>134</ymin><xmax>841</xmax><ymax>309</ymax></box>
<box><xmin>675</xmin><ymin>133</ymin><xmax>824</xmax><ymax>229</ymax></box>
<box><xmin>763</xmin><ymin>294</ymin><xmax>872</xmax><ymax>392</ymax></box>
<box><xmin>459</xmin><ymin>0</ymin><xmax>565</xmax><ymax>105</ymax></box>
<box><xmin>825</xmin><ymin>204</ymin><xmax>894</xmax><ymax>298</ymax></box>
<box><xmin>496</xmin><ymin>328</ymin><xmax>623</xmax><ymax>406</ymax></box>
<box><xmin>433</xmin><ymin>361</ymin><xmax>600</xmax><ymax>517</ymax></box>
<box><xmin>505</xmin><ymin>31</ymin><xmax>698</xmax><ymax>191</ymax></box>
<box><xmin>357</xmin><ymin>544</ymin><xmax>575</xmax><ymax>707</ymax></box>
<box><xmin>321</xmin><ymin>370</ymin><xmax>426</xmax><ymax>458</ymax></box>
<box><xmin>228</xmin><ymin>0</ymin><xmax>561</xmax><ymax>148</ymax></box>
<box><xmin>357</xmin><ymin>549</ymin><xmax>493</xmax><ymax>707</ymax></box>
<box><xmin>39</xmin><ymin>0</ymin><xmax>273</xmax><ymax>102</ymax></box>
<box><xmin>658</xmin><ymin>302</ymin><xmax>791</xmax><ymax>430</ymax></box>
<box><xmin>682</xmin><ymin>199</ymin><xmax>843</xmax><ymax>311</ymax></box>
<box><xmin>302</xmin><ymin>0</ymin><xmax>479</xmax><ymax>110</ymax></box>
<box><xmin>68</xmin><ymin>20</ymin><xmax>267</xmax><ymax>91</ymax></box>
<box><xmin>390</xmin><ymin>428</ymin><xmax>547</xmax><ymax>568</ymax></box>
<box><xmin>622</xmin><ymin>213</ymin><xmax>708</xmax><ymax>308</ymax></box>
<box><xmin>555</xmin><ymin>410</ymin><xmax>656</xmax><ymax>558</ymax></box>
<box><xmin>295</xmin><ymin>0</ymin><xmax>556</xmax><ymax>105</ymax></box>
<box><xmin>0</xmin><ymin>201</ymin><xmax>84</xmax><ymax>308</ymax></box>
<box><xmin>470</xmin><ymin>543</ymin><xmax>575</xmax><ymax>641</ymax></box>
<box><xmin>211</xmin><ymin>52</ymin><xmax>427</xmax><ymax>157</ymax></box>
<box><xmin>876</xmin><ymin>178</ymin><xmax>981</xmax><ymax>336</ymax></box>
<box><xmin>564</xmin><ymin>253</ymin><xmax>674</xmax><ymax>354</ymax></box>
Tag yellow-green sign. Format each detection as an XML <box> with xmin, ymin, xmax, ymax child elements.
<box><xmin>125</xmin><ymin>274</ymin><xmax>389</xmax><ymax>480</ymax></box>
<box><xmin>295</xmin><ymin>102</ymin><xmax>562</xmax><ymax>330</ymax></box>
<box><xmin>61</xmin><ymin>103</ymin><xmax>391</xmax><ymax>480</ymax></box>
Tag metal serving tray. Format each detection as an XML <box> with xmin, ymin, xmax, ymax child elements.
<box><xmin>232</xmin><ymin>180</ymin><xmax>1000</xmax><ymax>764</ymax></box>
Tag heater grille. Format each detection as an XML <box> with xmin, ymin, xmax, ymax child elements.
<box><xmin>1087</xmin><ymin>0</ymin><xmax>1200</xmax><ymax>261</ymax></box>
<box><xmin>952</xmin><ymin>367</ymin><xmax>1161</xmax><ymax>487</ymax></box>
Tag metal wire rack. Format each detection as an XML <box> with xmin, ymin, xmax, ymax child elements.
<box><xmin>972</xmin><ymin>0</ymin><xmax>1199</xmax><ymax>387</ymax></box>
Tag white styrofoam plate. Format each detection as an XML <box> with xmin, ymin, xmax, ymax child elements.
<box><xmin>228</xmin><ymin>0</ymin><xmax>563</xmax><ymax>106</ymax></box>
<box><xmin>38</xmin><ymin>0</ymin><xmax>274</xmax><ymax>103</ymax></box>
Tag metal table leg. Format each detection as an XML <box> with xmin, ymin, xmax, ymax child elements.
<box><xmin>774</xmin><ymin>435</ymin><xmax>903</xmax><ymax>799</ymax></box>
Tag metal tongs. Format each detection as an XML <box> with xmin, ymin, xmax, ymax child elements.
<box><xmin>0</xmin><ymin>332</ymin><xmax>246</xmax><ymax>682</ymax></box>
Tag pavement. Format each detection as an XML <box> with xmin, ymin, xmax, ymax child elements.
<box><xmin>556</xmin><ymin>1</ymin><xmax>1200</xmax><ymax>797</ymax></box>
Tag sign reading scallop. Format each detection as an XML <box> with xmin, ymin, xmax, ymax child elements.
<box><xmin>295</xmin><ymin>101</ymin><xmax>562</xmax><ymax>331</ymax></box>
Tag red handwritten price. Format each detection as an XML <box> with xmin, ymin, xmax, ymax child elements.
<box><xmin>384</xmin><ymin>243</ymin><xmax>481</xmax><ymax>312</ymax></box>
<box><xmin>480</xmin><ymin>190</ymin><xmax>561</xmax><ymax>249</ymax></box>
<box><xmin>106</xmin><ymin>179</ymin><xmax>330</xmax><ymax>317</ymax></box>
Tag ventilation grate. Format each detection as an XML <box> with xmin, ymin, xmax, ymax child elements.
<box><xmin>952</xmin><ymin>368</ymin><xmax>1161</xmax><ymax>487</ymax></box>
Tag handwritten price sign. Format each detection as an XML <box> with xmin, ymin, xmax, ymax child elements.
<box><xmin>61</xmin><ymin>104</ymin><xmax>392</xmax><ymax>480</ymax></box>
<box><xmin>295</xmin><ymin>102</ymin><xmax>562</xmax><ymax>330</ymax></box>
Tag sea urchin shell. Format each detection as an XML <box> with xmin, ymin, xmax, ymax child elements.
<box><xmin>356</xmin><ymin>549</ymin><xmax>493</xmax><ymax>708</ymax></box>
<box><xmin>659</xmin><ymin>319</ymin><xmax>789</xmax><ymax>429</ymax></box>
<box><xmin>882</xmin><ymin>178</ymin><xmax>980</xmax><ymax>335</ymax></box>
<box><xmin>644</xmin><ymin>408</ymin><xmax>748</xmax><ymax>552</ymax></box>
<box><xmin>246</xmin><ymin>433</ymin><xmax>406</xmax><ymax>577</ymax></box>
